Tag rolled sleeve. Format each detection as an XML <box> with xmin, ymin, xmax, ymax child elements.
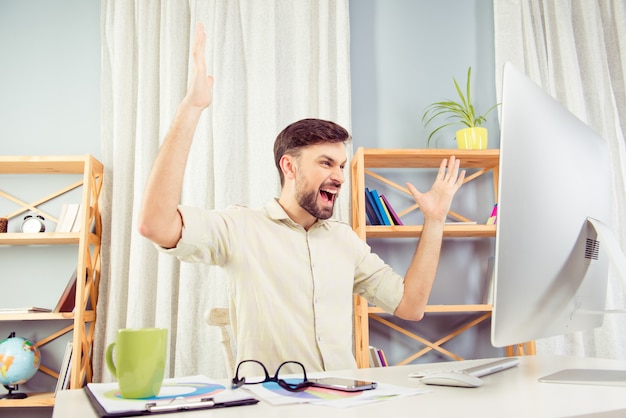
<box><xmin>154</xmin><ymin>205</ymin><xmax>229</xmax><ymax>266</ymax></box>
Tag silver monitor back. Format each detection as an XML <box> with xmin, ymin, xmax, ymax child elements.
<box><xmin>491</xmin><ymin>63</ymin><xmax>612</xmax><ymax>348</ymax></box>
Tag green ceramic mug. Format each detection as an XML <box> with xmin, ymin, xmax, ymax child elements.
<box><xmin>105</xmin><ymin>328</ymin><xmax>167</xmax><ymax>399</ymax></box>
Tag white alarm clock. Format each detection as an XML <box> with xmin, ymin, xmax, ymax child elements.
<box><xmin>21</xmin><ymin>215</ymin><xmax>46</xmax><ymax>233</ymax></box>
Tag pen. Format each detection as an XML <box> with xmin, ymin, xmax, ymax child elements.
<box><xmin>145</xmin><ymin>397</ymin><xmax>215</xmax><ymax>412</ymax></box>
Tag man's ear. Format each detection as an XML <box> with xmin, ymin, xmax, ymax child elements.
<box><xmin>279</xmin><ymin>155</ymin><xmax>297</xmax><ymax>180</ymax></box>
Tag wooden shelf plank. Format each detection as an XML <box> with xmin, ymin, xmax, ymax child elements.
<box><xmin>365</xmin><ymin>224</ymin><xmax>497</xmax><ymax>238</ymax></box>
<box><xmin>0</xmin><ymin>232</ymin><xmax>100</xmax><ymax>245</ymax></box>
<box><xmin>0</xmin><ymin>232</ymin><xmax>80</xmax><ymax>245</ymax></box>
<box><xmin>0</xmin><ymin>392</ymin><xmax>55</xmax><ymax>407</ymax></box>
<box><xmin>361</xmin><ymin>148</ymin><xmax>500</xmax><ymax>168</ymax></box>
<box><xmin>369</xmin><ymin>304</ymin><xmax>493</xmax><ymax>314</ymax></box>
<box><xmin>0</xmin><ymin>311</ymin><xmax>95</xmax><ymax>322</ymax></box>
<box><xmin>0</xmin><ymin>155</ymin><xmax>101</xmax><ymax>174</ymax></box>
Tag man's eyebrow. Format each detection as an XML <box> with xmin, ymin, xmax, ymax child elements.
<box><xmin>318</xmin><ymin>154</ymin><xmax>348</xmax><ymax>166</ymax></box>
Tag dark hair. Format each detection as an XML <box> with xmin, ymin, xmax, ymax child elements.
<box><xmin>273</xmin><ymin>118</ymin><xmax>351</xmax><ymax>186</ymax></box>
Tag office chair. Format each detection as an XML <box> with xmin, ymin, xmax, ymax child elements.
<box><xmin>204</xmin><ymin>307</ymin><xmax>236</xmax><ymax>376</ymax></box>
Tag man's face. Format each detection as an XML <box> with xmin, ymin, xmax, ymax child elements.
<box><xmin>293</xmin><ymin>143</ymin><xmax>347</xmax><ymax>220</ymax></box>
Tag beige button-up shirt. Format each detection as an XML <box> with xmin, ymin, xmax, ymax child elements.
<box><xmin>160</xmin><ymin>199</ymin><xmax>404</xmax><ymax>372</ymax></box>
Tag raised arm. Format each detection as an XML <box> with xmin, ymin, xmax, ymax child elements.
<box><xmin>394</xmin><ymin>156</ymin><xmax>465</xmax><ymax>320</ymax></box>
<box><xmin>138</xmin><ymin>24</ymin><xmax>214</xmax><ymax>248</ymax></box>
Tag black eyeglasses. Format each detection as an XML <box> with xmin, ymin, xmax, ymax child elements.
<box><xmin>232</xmin><ymin>360</ymin><xmax>313</xmax><ymax>392</ymax></box>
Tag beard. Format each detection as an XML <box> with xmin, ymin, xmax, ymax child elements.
<box><xmin>295</xmin><ymin>180</ymin><xmax>336</xmax><ymax>220</ymax></box>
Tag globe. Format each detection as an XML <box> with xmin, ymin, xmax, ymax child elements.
<box><xmin>0</xmin><ymin>336</ymin><xmax>41</xmax><ymax>387</ymax></box>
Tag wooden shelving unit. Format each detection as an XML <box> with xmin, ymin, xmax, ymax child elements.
<box><xmin>351</xmin><ymin>148</ymin><xmax>532</xmax><ymax>368</ymax></box>
<box><xmin>0</xmin><ymin>155</ymin><xmax>103</xmax><ymax>408</ymax></box>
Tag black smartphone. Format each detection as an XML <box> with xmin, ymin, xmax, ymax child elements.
<box><xmin>309</xmin><ymin>377</ymin><xmax>377</xmax><ymax>392</ymax></box>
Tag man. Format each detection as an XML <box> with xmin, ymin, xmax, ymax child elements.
<box><xmin>138</xmin><ymin>24</ymin><xmax>465</xmax><ymax>373</ymax></box>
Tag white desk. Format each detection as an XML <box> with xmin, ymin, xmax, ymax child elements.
<box><xmin>53</xmin><ymin>355</ymin><xmax>626</xmax><ymax>418</ymax></box>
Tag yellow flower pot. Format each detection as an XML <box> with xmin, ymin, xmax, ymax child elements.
<box><xmin>456</xmin><ymin>127</ymin><xmax>488</xmax><ymax>149</ymax></box>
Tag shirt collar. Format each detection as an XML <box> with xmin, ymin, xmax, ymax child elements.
<box><xmin>265</xmin><ymin>198</ymin><xmax>330</xmax><ymax>230</ymax></box>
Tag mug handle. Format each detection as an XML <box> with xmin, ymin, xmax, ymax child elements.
<box><xmin>105</xmin><ymin>342</ymin><xmax>117</xmax><ymax>378</ymax></box>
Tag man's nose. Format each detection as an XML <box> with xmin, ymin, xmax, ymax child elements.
<box><xmin>331</xmin><ymin>167</ymin><xmax>345</xmax><ymax>184</ymax></box>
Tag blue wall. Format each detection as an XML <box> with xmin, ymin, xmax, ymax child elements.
<box><xmin>0</xmin><ymin>0</ymin><xmax>101</xmax><ymax>157</ymax></box>
<box><xmin>350</xmin><ymin>0</ymin><xmax>503</xmax><ymax>365</ymax></box>
<box><xmin>351</xmin><ymin>0</ymin><xmax>499</xmax><ymax>149</ymax></box>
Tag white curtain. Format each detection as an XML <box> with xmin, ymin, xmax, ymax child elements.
<box><xmin>494</xmin><ymin>0</ymin><xmax>626</xmax><ymax>359</ymax></box>
<box><xmin>96</xmin><ymin>0</ymin><xmax>352</xmax><ymax>381</ymax></box>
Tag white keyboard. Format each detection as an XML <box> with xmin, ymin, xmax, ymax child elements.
<box><xmin>408</xmin><ymin>357</ymin><xmax>520</xmax><ymax>378</ymax></box>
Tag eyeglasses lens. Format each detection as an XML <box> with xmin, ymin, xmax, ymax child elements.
<box><xmin>237</xmin><ymin>361</ymin><xmax>268</xmax><ymax>384</ymax></box>
<box><xmin>276</xmin><ymin>361</ymin><xmax>309</xmax><ymax>391</ymax></box>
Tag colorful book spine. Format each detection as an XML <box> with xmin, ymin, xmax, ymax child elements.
<box><xmin>487</xmin><ymin>203</ymin><xmax>498</xmax><ymax>225</ymax></box>
<box><xmin>369</xmin><ymin>346</ymin><xmax>381</xmax><ymax>367</ymax></box>
<box><xmin>379</xmin><ymin>195</ymin><xmax>394</xmax><ymax>224</ymax></box>
<box><xmin>377</xmin><ymin>348</ymin><xmax>388</xmax><ymax>367</ymax></box>
<box><xmin>365</xmin><ymin>188</ymin><xmax>384</xmax><ymax>225</ymax></box>
<box><xmin>369</xmin><ymin>189</ymin><xmax>391</xmax><ymax>225</ymax></box>
<box><xmin>364</xmin><ymin>189</ymin><xmax>381</xmax><ymax>225</ymax></box>
<box><xmin>380</xmin><ymin>194</ymin><xmax>403</xmax><ymax>226</ymax></box>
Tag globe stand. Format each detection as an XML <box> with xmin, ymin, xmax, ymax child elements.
<box><xmin>0</xmin><ymin>384</ymin><xmax>28</xmax><ymax>399</ymax></box>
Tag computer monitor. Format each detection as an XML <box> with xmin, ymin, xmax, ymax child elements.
<box><xmin>491</xmin><ymin>63</ymin><xmax>625</xmax><ymax>384</ymax></box>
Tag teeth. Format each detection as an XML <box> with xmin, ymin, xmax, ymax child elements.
<box><xmin>321</xmin><ymin>189</ymin><xmax>337</xmax><ymax>194</ymax></box>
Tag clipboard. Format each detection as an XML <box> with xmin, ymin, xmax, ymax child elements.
<box><xmin>84</xmin><ymin>375</ymin><xmax>258</xmax><ymax>417</ymax></box>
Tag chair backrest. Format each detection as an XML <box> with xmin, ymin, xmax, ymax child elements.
<box><xmin>204</xmin><ymin>307</ymin><xmax>235</xmax><ymax>376</ymax></box>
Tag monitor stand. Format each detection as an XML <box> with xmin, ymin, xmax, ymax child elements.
<box><xmin>539</xmin><ymin>218</ymin><xmax>626</xmax><ymax>387</ymax></box>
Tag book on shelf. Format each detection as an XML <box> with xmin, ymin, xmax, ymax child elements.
<box><xmin>380</xmin><ymin>194</ymin><xmax>403</xmax><ymax>225</ymax></box>
<box><xmin>486</xmin><ymin>203</ymin><xmax>498</xmax><ymax>225</ymax></box>
<box><xmin>363</xmin><ymin>188</ymin><xmax>404</xmax><ymax>226</ymax></box>
<box><xmin>365</xmin><ymin>188</ymin><xmax>384</xmax><ymax>225</ymax></box>
<box><xmin>378</xmin><ymin>194</ymin><xmax>394</xmax><ymax>224</ymax></box>
<box><xmin>364</xmin><ymin>189</ymin><xmax>380</xmax><ymax>225</ymax></box>
<box><xmin>0</xmin><ymin>306</ymin><xmax>51</xmax><ymax>314</ymax></box>
<box><xmin>369</xmin><ymin>346</ymin><xmax>381</xmax><ymax>367</ymax></box>
<box><xmin>369</xmin><ymin>189</ymin><xmax>391</xmax><ymax>225</ymax></box>
<box><xmin>55</xmin><ymin>204</ymin><xmax>69</xmax><ymax>232</ymax></box>
<box><xmin>63</xmin><ymin>349</ymin><xmax>73</xmax><ymax>390</ymax></box>
<box><xmin>55</xmin><ymin>341</ymin><xmax>73</xmax><ymax>395</ymax></box>
<box><xmin>70</xmin><ymin>204</ymin><xmax>83</xmax><ymax>232</ymax></box>
<box><xmin>56</xmin><ymin>203</ymin><xmax>80</xmax><ymax>232</ymax></box>
<box><xmin>377</xmin><ymin>347</ymin><xmax>388</xmax><ymax>367</ymax></box>
<box><xmin>368</xmin><ymin>345</ymin><xmax>388</xmax><ymax>367</ymax></box>
<box><xmin>54</xmin><ymin>269</ymin><xmax>78</xmax><ymax>313</ymax></box>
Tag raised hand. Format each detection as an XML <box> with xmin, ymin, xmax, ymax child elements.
<box><xmin>405</xmin><ymin>156</ymin><xmax>465</xmax><ymax>224</ymax></box>
<box><xmin>183</xmin><ymin>23</ymin><xmax>214</xmax><ymax>110</ymax></box>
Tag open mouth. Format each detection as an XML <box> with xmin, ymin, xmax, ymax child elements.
<box><xmin>320</xmin><ymin>189</ymin><xmax>337</xmax><ymax>205</ymax></box>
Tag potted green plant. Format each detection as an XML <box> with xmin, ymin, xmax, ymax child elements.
<box><xmin>422</xmin><ymin>67</ymin><xmax>499</xmax><ymax>149</ymax></box>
